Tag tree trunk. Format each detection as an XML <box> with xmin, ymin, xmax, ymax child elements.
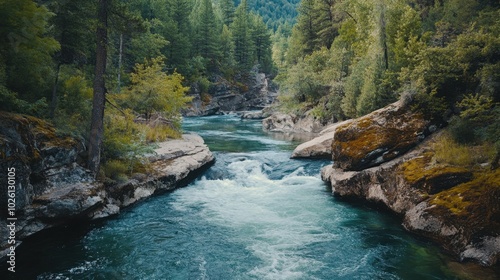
<box><xmin>88</xmin><ymin>0</ymin><xmax>109</xmax><ymax>176</ymax></box>
<box><xmin>117</xmin><ymin>33</ymin><xmax>123</xmax><ymax>93</ymax></box>
<box><xmin>379</xmin><ymin>6</ymin><xmax>389</xmax><ymax>70</ymax></box>
<box><xmin>49</xmin><ymin>63</ymin><xmax>62</xmax><ymax>119</ymax></box>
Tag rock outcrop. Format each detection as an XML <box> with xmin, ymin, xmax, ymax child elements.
<box><xmin>332</xmin><ymin>100</ymin><xmax>435</xmax><ymax>171</ymax></box>
<box><xmin>291</xmin><ymin>120</ymin><xmax>353</xmax><ymax>159</ymax></box>
<box><xmin>102</xmin><ymin>134</ymin><xmax>214</xmax><ymax>209</ymax></box>
<box><xmin>0</xmin><ymin>112</ymin><xmax>214</xmax><ymax>259</ymax></box>
<box><xmin>313</xmin><ymin>102</ymin><xmax>499</xmax><ymax>266</ymax></box>
<box><xmin>183</xmin><ymin>72</ymin><xmax>278</xmax><ymax>116</ymax></box>
<box><xmin>262</xmin><ymin>111</ymin><xmax>331</xmax><ymax>134</ymax></box>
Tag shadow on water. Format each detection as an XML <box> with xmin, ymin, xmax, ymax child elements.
<box><xmin>0</xmin><ymin>219</ymin><xmax>105</xmax><ymax>279</ymax></box>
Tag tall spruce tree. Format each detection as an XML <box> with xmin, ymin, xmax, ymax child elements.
<box><xmin>231</xmin><ymin>0</ymin><xmax>252</xmax><ymax>69</ymax></box>
<box><xmin>220</xmin><ymin>0</ymin><xmax>235</xmax><ymax>26</ymax></box>
<box><xmin>193</xmin><ymin>0</ymin><xmax>220</xmax><ymax>69</ymax></box>
<box><xmin>249</xmin><ymin>14</ymin><xmax>273</xmax><ymax>72</ymax></box>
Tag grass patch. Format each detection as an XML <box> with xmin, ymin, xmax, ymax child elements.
<box><xmin>142</xmin><ymin>124</ymin><xmax>181</xmax><ymax>142</ymax></box>
<box><xmin>432</xmin><ymin>132</ymin><xmax>495</xmax><ymax>167</ymax></box>
<box><xmin>101</xmin><ymin>159</ymin><xmax>129</xmax><ymax>182</ymax></box>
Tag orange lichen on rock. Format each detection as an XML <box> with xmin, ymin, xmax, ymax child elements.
<box><xmin>332</xmin><ymin>101</ymin><xmax>431</xmax><ymax>171</ymax></box>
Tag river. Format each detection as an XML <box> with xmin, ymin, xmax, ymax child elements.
<box><xmin>3</xmin><ymin>115</ymin><xmax>493</xmax><ymax>279</ymax></box>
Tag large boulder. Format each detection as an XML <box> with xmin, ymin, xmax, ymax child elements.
<box><xmin>0</xmin><ymin>112</ymin><xmax>86</xmax><ymax>211</ymax></box>
<box><xmin>321</xmin><ymin>142</ymin><xmax>431</xmax><ymax>214</ymax></box>
<box><xmin>403</xmin><ymin>167</ymin><xmax>500</xmax><ymax>266</ymax></box>
<box><xmin>332</xmin><ymin>101</ymin><xmax>434</xmax><ymax>171</ymax></box>
<box><xmin>0</xmin><ymin>112</ymin><xmax>104</xmax><ymax>258</ymax></box>
<box><xmin>291</xmin><ymin>120</ymin><xmax>353</xmax><ymax>159</ymax></box>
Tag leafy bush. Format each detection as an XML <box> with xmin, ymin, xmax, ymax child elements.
<box><xmin>448</xmin><ymin>117</ymin><xmax>477</xmax><ymax>144</ymax></box>
<box><xmin>102</xmin><ymin>108</ymin><xmax>154</xmax><ymax>174</ymax></box>
<box><xmin>52</xmin><ymin>72</ymin><xmax>92</xmax><ymax>138</ymax></box>
<box><xmin>101</xmin><ymin>159</ymin><xmax>129</xmax><ymax>182</ymax></box>
<box><xmin>120</xmin><ymin>57</ymin><xmax>192</xmax><ymax>123</ymax></box>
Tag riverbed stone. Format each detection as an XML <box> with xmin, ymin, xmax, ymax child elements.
<box><xmin>262</xmin><ymin>110</ymin><xmax>330</xmax><ymax>134</ymax></box>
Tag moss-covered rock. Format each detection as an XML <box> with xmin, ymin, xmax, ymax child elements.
<box><xmin>0</xmin><ymin>111</ymin><xmax>103</xmax><ymax>259</ymax></box>
<box><xmin>0</xmin><ymin>111</ymin><xmax>85</xmax><ymax>212</ymax></box>
<box><xmin>332</xmin><ymin>101</ymin><xmax>434</xmax><ymax>171</ymax></box>
<box><xmin>322</xmin><ymin>127</ymin><xmax>500</xmax><ymax>266</ymax></box>
<box><xmin>404</xmin><ymin>169</ymin><xmax>500</xmax><ymax>266</ymax></box>
<box><xmin>401</xmin><ymin>151</ymin><xmax>474</xmax><ymax>194</ymax></box>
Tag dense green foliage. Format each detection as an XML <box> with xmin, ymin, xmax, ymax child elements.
<box><xmin>278</xmin><ymin>0</ymin><xmax>500</xmax><ymax>118</ymax></box>
<box><xmin>238</xmin><ymin>0</ymin><xmax>300</xmax><ymax>30</ymax></box>
<box><xmin>276</xmin><ymin>0</ymin><xmax>500</xmax><ymax>166</ymax></box>
<box><xmin>3</xmin><ymin>0</ymin><xmax>500</xmax><ymax>173</ymax></box>
<box><xmin>0</xmin><ymin>0</ymin><xmax>276</xmax><ymax>177</ymax></box>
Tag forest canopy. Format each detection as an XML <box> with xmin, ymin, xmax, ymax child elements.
<box><xmin>275</xmin><ymin>0</ymin><xmax>500</xmax><ymax>166</ymax></box>
<box><xmin>0</xmin><ymin>0</ymin><xmax>276</xmax><ymax>178</ymax></box>
<box><xmin>1</xmin><ymin>0</ymin><xmax>499</xmax><ymax>175</ymax></box>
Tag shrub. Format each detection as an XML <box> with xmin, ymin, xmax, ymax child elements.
<box><xmin>101</xmin><ymin>159</ymin><xmax>129</xmax><ymax>182</ymax></box>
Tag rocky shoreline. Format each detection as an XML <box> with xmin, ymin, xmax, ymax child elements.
<box><xmin>0</xmin><ymin>112</ymin><xmax>214</xmax><ymax>259</ymax></box>
<box><xmin>292</xmin><ymin>101</ymin><xmax>500</xmax><ymax>267</ymax></box>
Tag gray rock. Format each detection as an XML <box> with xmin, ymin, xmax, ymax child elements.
<box><xmin>91</xmin><ymin>204</ymin><xmax>120</xmax><ymax>220</ymax></box>
<box><xmin>291</xmin><ymin>120</ymin><xmax>353</xmax><ymax>159</ymax></box>
<box><xmin>183</xmin><ymin>72</ymin><xmax>277</xmax><ymax>116</ymax></box>
<box><xmin>320</xmin><ymin>149</ymin><xmax>428</xmax><ymax>215</ymax></box>
<box><xmin>240</xmin><ymin>110</ymin><xmax>264</xmax><ymax>119</ymax></box>
<box><xmin>262</xmin><ymin>110</ymin><xmax>332</xmax><ymax>134</ymax></box>
<box><xmin>33</xmin><ymin>182</ymin><xmax>103</xmax><ymax>219</ymax></box>
<box><xmin>106</xmin><ymin>133</ymin><xmax>215</xmax><ymax>208</ymax></box>
<box><xmin>460</xmin><ymin>236</ymin><xmax>500</xmax><ymax>266</ymax></box>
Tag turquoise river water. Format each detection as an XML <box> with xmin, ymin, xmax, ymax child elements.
<box><xmin>3</xmin><ymin>115</ymin><xmax>498</xmax><ymax>279</ymax></box>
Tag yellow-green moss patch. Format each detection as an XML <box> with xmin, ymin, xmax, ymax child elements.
<box><xmin>430</xmin><ymin>169</ymin><xmax>500</xmax><ymax>217</ymax></box>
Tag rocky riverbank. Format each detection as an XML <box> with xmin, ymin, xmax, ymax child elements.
<box><xmin>0</xmin><ymin>112</ymin><xmax>214</xmax><ymax>259</ymax></box>
<box><xmin>183</xmin><ymin>71</ymin><xmax>278</xmax><ymax>116</ymax></box>
<box><xmin>262</xmin><ymin>110</ymin><xmax>333</xmax><ymax>134</ymax></box>
<box><xmin>292</xmin><ymin>101</ymin><xmax>500</xmax><ymax>266</ymax></box>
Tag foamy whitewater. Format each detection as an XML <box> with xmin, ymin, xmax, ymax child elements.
<box><xmin>10</xmin><ymin>114</ymin><xmax>463</xmax><ymax>279</ymax></box>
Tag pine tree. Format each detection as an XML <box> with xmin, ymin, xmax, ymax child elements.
<box><xmin>231</xmin><ymin>0</ymin><xmax>252</xmax><ymax>69</ymax></box>
<box><xmin>193</xmin><ymin>0</ymin><xmax>220</xmax><ymax>69</ymax></box>
<box><xmin>220</xmin><ymin>0</ymin><xmax>235</xmax><ymax>26</ymax></box>
<box><xmin>249</xmin><ymin>14</ymin><xmax>273</xmax><ymax>72</ymax></box>
<box><xmin>0</xmin><ymin>0</ymin><xmax>60</xmax><ymax>113</ymax></box>
<box><xmin>287</xmin><ymin>0</ymin><xmax>316</xmax><ymax>63</ymax></box>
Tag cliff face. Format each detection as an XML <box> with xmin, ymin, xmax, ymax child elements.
<box><xmin>183</xmin><ymin>72</ymin><xmax>278</xmax><ymax>116</ymax></box>
<box><xmin>0</xmin><ymin>112</ymin><xmax>214</xmax><ymax>258</ymax></box>
<box><xmin>314</xmin><ymin>102</ymin><xmax>500</xmax><ymax>266</ymax></box>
